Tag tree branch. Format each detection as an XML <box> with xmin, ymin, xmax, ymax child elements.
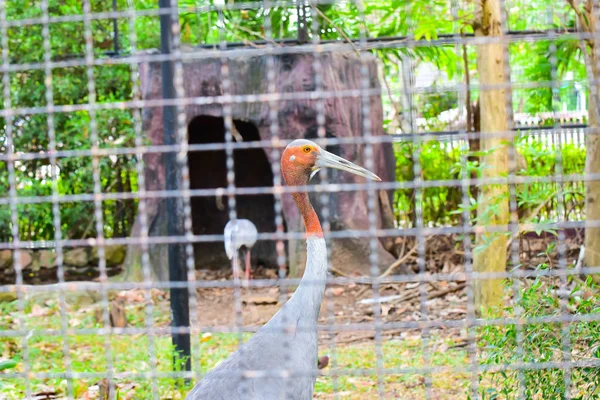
<box><xmin>380</xmin><ymin>240</ymin><xmax>421</xmax><ymax>278</ymax></box>
<box><xmin>314</xmin><ymin>7</ymin><xmax>361</xmax><ymax>57</ymax></box>
<box><xmin>567</xmin><ymin>0</ymin><xmax>591</xmax><ymax>32</ymax></box>
<box><xmin>462</xmin><ymin>38</ymin><xmax>473</xmax><ymax>133</ymax></box>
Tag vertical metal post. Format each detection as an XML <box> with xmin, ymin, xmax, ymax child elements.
<box><xmin>296</xmin><ymin>0</ymin><xmax>308</xmax><ymax>43</ymax></box>
<box><xmin>112</xmin><ymin>0</ymin><xmax>120</xmax><ymax>55</ymax></box>
<box><xmin>159</xmin><ymin>0</ymin><xmax>191</xmax><ymax>376</ymax></box>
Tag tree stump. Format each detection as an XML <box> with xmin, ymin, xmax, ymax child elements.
<box><xmin>125</xmin><ymin>47</ymin><xmax>396</xmax><ymax>279</ymax></box>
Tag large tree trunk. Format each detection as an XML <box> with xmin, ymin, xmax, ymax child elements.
<box><xmin>586</xmin><ymin>89</ymin><xmax>600</xmax><ymax>278</ymax></box>
<box><xmin>472</xmin><ymin>0</ymin><xmax>511</xmax><ymax>315</ymax></box>
<box><xmin>572</xmin><ymin>0</ymin><xmax>600</xmax><ymax>281</ymax></box>
<box><xmin>565</xmin><ymin>0</ymin><xmax>600</xmax><ymax>282</ymax></box>
<box><xmin>126</xmin><ymin>50</ymin><xmax>397</xmax><ymax>281</ymax></box>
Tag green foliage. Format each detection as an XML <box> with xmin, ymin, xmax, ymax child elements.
<box><xmin>510</xmin><ymin>24</ymin><xmax>587</xmax><ymax>115</ymax></box>
<box><xmin>0</xmin><ymin>359</ymin><xmax>18</xmax><ymax>391</ymax></box>
<box><xmin>393</xmin><ymin>138</ymin><xmax>586</xmax><ymax>228</ymax></box>
<box><xmin>516</xmin><ymin>137</ymin><xmax>586</xmax><ymax>223</ymax></box>
<box><xmin>0</xmin><ymin>0</ymin><xmax>466</xmax><ymax>242</ymax></box>
<box><xmin>394</xmin><ymin>141</ymin><xmax>464</xmax><ymax>226</ymax></box>
<box><xmin>477</xmin><ymin>272</ymin><xmax>600</xmax><ymax>398</ymax></box>
<box><xmin>0</xmin><ymin>1</ymin><xmax>140</xmax><ymax>242</ymax></box>
<box><xmin>0</xmin><ymin>0</ymin><xmax>592</xmax><ymax>242</ymax></box>
<box><xmin>0</xmin><ymin>359</ymin><xmax>17</xmax><ymax>371</ymax></box>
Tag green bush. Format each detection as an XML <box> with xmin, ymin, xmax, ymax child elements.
<box><xmin>0</xmin><ymin>2</ymin><xmax>140</xmax><ymax>243</ymax></box>
<box><xmin>476</xmin><ymin>270</ymin><xmax>600</xmax><ymax>399</ymax></box>
<box><xmin>393</xmin><ymin>137</ymin><xmax>586</xmax><ymax>228</ymax></box>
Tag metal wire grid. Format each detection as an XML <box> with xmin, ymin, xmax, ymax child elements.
<box><xmin>0</xmin><ymin>0</ymin><xmax>599</xmax><ymax>399</ymax></box>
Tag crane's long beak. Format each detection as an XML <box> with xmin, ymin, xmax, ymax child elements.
<box><xmin>313</xmin><ymin>149</ymin><xmax>381</xmax><ymax>181</ymax></box>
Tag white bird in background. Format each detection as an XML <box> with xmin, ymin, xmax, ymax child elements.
<box><xmin>224</xmin><ymin>219</ymin><xmax>258</xmax><ymax>281</ymax></box>
<box><xmin>186</xmin><ymin>139</ymin><xmax>380</xmax><ymax>399</ymax></box>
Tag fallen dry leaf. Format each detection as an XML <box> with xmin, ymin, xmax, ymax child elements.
<box><xmin>347</xmin><ymin>377</ymin><xmax>375</xmax><ymax>388</ymax></box>
<box><xmin>326</xmin><ymin>287</ymin><xmax>344</xmax><ymax>297</ymax></box>
<box><xmin>381</xmin><ymin>304</ymin><xmax>392</xmax><ymax>316</ymax></box>
<box><xmin>242</xmin><ymin>293</ymin><xmax>278</xmax><ymax>305</ymax></box>
<box><xmin>200</xmin><ymin>332</ymin><xmax>212</xmax><ymax>342</ymax></box>
<box><xmin>31</xmin><ymin>304</ymin><xmax>47</xmax><ymax>317</ymax></box>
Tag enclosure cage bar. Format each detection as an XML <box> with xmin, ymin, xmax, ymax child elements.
<box><xmin>407</xmin><ymin>44</ymin><xmax>435</xmax><ymax>400</ymax></box>
<box><xmin>3</xmin><ymin>219</ymin><xmax>600</xmax><ymax>254</ymax></box>
<box><xmin>307</xmin><ymin>1</ymin><xmax>342</xmax><ymax>394</ymax></box>
<box><xmin>125</xmin><ymin>0</ymin><xmax>161</xmax><ymax>394</ymax></box>
<box><xmin>500</xmin><ymin>0</ymin><xmax>528</xmax><ymax>396</ymax></box>
<box><xmin>259</xmin><ymin>0</ymin><xmax>299</xmax><ymax>394</ymax></box>
<box><xmin>547</xmin><ymin>12</ymin><xmax>574</xmax><ymax>395</ymax></box>
<box><xmin>4</xmin><ymin>264</ymin><xmax>600</xmax><ymax>297</ymax></box>
<box><xmin>355</xmin><ymin>2</ymin><xmax>387</xmax><ymax>396</ymax></box>
<box><xmin>448</xmin><ymin>0</ymin><xmax>481</xmax><ymax>395</ymax></box>
<box><xmin>0</xmin><ymin>78</ymin><xmax>592</xmax><ymax>117</ymax></box>
<box><xmin>501</xmin><ymin>0</ymin><xmax>528</xmax><ymax>397</ymax></box>
<box><xmin>40</xmin><ymin>0</ymin><xmax>76</xmax><ymax>397</ymax></box>
<box><xmin>0</xmin><ymin>0</ymin><xmax>583</xmax><ymax>32</ymax></box>
<box><xmin>172</xmin><ymin>0</ymin><xmax>199</xmax><ymax>388</ymax></box>
<box><xmin>0</xmin><ymin>1</ymin><xmax>33</xmax><ymax>397</ymax></box>
<box><xmin>2</xmin><ymin>29</ymin><xmax>599</xmax><ymax>78</ymax></box>
<box><xmin>82</xmin><ymin>0</ymin><xmax>119</xmax><ymax>397</ymax></box>
<box><xmin>159</xmin><ymin>0</ymin><xmax>192</xmax><ymax>375</ymax></box>
<box><xmin>1</xmin><ymin>357</ymin><xmax>599</xmax><ymax>381</ymax></box>
<box><xmin>213</xmin><ymin>0</ymin><xmax>253</xmax><ymax>395</ymax></box>
<box><xmin>0</xmin><ymin>122</ymin><xmax>591</xmax><ymax>163</ymax></box>
<box><xmin>3</xmin><ymin>307</ymin><xmax>600</xmax><ymax>337</ymax></box>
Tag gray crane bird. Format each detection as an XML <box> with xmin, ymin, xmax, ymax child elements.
<box><xmin>224</xmin><ymin>219</ymin><xmax>258</xmax><ymax>281</ymax></box>
<box><xmin>186</xmin><ymin>139</ymin><xmax>380</xmax><ymax>400</ymax></box>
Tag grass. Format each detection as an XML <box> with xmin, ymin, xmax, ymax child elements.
<box><xmin>0</xmin><ymin>292</ymin><xmax>471</xmax><ymax>399</ymax></box>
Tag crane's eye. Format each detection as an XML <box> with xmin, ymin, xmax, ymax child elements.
<box><xmin>302</xmin><ymin>146</ymin><xmax>312</xmax><ymax>153</ymax></box>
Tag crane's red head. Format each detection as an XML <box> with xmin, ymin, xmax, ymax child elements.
<box><xmin>281</xmin><ymin>139</ymin><xmax>381</xmax><ymax>236</ymax></box>
<box><xmin>281</xmin><ymin>139</ymin><xmax>381</xmax><ymax>187</ymax></box>
<box><xmin>281</xmin><ymin>139</ymin><xmax>320</xmax><ymax>187</ymax></box>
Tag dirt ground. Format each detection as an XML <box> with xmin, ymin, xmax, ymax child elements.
<box><xmin>191</xmin><ymin>232</ymin><xmax>583</xmax><ymax>346</ymax></box>
<box><xmin>191</xmin><ymin>277</ymin><xmax>467</xmax><ymax>346</ymax></box>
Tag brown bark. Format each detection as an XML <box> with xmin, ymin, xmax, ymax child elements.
<box><xmin>472</xmin><ymin>0</ymin><xmax>511</xmax><ymax>315</ymax></box>
<box><xmin>468</xmin><ymin>100</ymin><xmax>481</xmax><ymax>214</ymax></box>
<box><xmin>585</xmin><ymin>97</ymin><xmax>600</xmax><ymax>279</ymax></box>
<box><xmin>378</xmin><ymin>190</ymin><xmax>400</xmax><ymax>258</ymax></box>
<box><xmin>580</xmin><ymin>1</ymin><xmax>600</xmax><ymax>282</ymax></box>
<box><xmin>463</xmin><ymin>41</ymin><xmax>481</xmax><ymax>219</ymax></box>
<box><xmin>585</xmin><ymin>44</ymin><xmax>600</xmax><ymax>278</ymax></box>
<box><xmin>568</xmin><ymin>0</ymin><xmax>600</xmax><ymax>281</ymax></box>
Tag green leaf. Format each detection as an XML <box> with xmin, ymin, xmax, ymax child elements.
<box><xmin>0</xmin><ymin>359</ymin><xmax>17</xmax><ymax>371</ymax></box>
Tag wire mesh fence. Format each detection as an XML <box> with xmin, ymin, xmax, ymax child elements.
<box><xmin>1</xmin><ymin>0</ymin><xmax>600</xmax><ymax>399</ymax></box>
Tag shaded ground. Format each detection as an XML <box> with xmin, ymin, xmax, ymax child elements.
<box><xmin>192</xmin><ymin>230</ymin><xmax>584</xmax><ymax>344</ymax></box>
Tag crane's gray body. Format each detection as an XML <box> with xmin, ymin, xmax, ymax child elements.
<box><xmin>186</xmin><ymin>237</ymin><xmax>327</xmax><ymax>400</ymax></box>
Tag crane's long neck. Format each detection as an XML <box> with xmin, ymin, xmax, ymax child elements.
<box><xmin>292</xmin><ymin>192</ymin><xmax>323</xmax><ymax>238</ymax></box>
<box><xmin>293</xmin><ymin>235</ymin><xmax>328</xmax><ymax>318</ymax></box>
<box><xmin>282</xmin><ymin>164</ymin><xmax>327</xmax><ymax>317</ymax></box>
<box><xmin>290</xmin><ymin>191</ymin><xmax>327</xmax><ymax>318</ymax></box>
